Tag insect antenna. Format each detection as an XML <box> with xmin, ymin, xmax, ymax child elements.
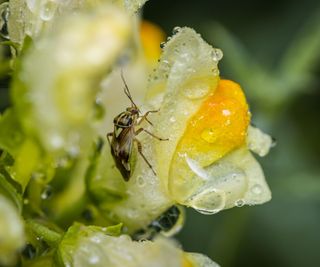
<box><xmin>120</xmin><ymin>70</ymin><xmax>141</xmax><ymax>113</ymax></box>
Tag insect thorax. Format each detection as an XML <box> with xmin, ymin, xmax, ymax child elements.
<box><xmin>113</xmin><ymin>111</ymin><xmax>138</xmax><ymax>128</ymax></box>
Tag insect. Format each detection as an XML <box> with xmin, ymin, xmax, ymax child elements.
<box><xmin>107</xmin><ymin>72</ymin><xmax>168</xmax><ymax>181</ymax></box>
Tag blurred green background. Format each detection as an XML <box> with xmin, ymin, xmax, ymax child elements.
<box><xmin>144</xmin><ymin>0</ymin><xmax>320</xmax><ymax>267</ymax></box>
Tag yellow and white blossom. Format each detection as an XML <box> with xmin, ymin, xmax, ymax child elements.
<box><xmin>94</xmin><ymin>27</ymin><xmax>272</xmax><ymax>231</ymax></box>
<box><xmin>57</xmin><ymin>223</ymin><xmax>219</xmax><ymax>267</ymax></box>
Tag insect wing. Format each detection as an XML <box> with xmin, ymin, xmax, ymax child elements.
<box><xmin>111</xmin><ymin>127</ymin><xmax>134</xmax><ymax>181</ymax></box>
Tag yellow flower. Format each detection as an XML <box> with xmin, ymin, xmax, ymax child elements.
<box><xmin>169</xmin><ymin>79</ymin><xmax>251</xmax><ymax>204</ymax></box>
<box><xmin>57</xmin><ymin>223</ymin><xmax>219</xmax><ymax>267</ymax></box>
<box><xmin>140</xmin><ymin>20</ymin><xmax>166</xmax><ymax>64</ymax></box>
<box><xmin>99</xmin><ymin>27</ymin><xmax>272</xmax><ymax>227</ymax></box>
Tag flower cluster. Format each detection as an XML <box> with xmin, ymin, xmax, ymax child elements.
<box><xmin>0</xmin><ymin>0</ymin><xmax>272</xmax><ymax>266</ymax></box>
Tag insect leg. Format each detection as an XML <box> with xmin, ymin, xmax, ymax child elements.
<box><xmin>106</xmin><ymin>132</ymin><xmax>113</xmax><ymax>145</ymax></box>
<box><xmin>135</xmin><ymin>128</ymin><xmax>169</xmax><ymax>141</ymax></box>
<box><xmin>138</xmin><ymin>109</ymin><xmax>160</xmax><ymax>126</ymax></box>
<box><xmin>134</xmin><ymin>139</ymin><xmax>156</xmax><ymax>176</ymax></box>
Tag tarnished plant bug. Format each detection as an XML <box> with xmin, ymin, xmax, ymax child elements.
<box><xmin>107</xmin><ymin>72</ymin><xmax>168</xmax><ymax>181</ymax></box>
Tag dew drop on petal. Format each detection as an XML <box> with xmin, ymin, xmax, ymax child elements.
<box><xmin>235</xmin><ymin>199</ymin><xmax>245</xmax><ymax>207</ymax></box>
<box><xmin>187</xmin><ymin>188</ymin><xmax>226</xmax><ymax>215</ymax></box>
<box><xmin>40</xmin><ymin>1</ymin><xmax>57</xmax><ymax>21</ymax></box>
<box><xmin>211</xmin><ymin>48</ymin><xmax>223</xmax><ymax>62</ymax></box>
<box><xmin>169</xmin><ymin>116</ymin><xmax>176</xmax><ymax>123</ymax></box>
<box><xmin>251</xmin><ymin>184</ymin><xmax>263</xmax><ymax>195</ymax></box>
<box><xmin>89</xmin><ymin>255</ymin><xmax>100</xmax><ymax>264</ymax></box>
<box><xmin>201</xmin><ymin>128</ymin><xmax>216</xmax><ymax>144</ymax></box>
<box><xmin>183</xmin><ymin>82</ymin><xmax>210</xmax><ymax>100</ymax></box>
<box><xmin>172</xmin><ymin>26</ymin><xmax>181</xmax><ymax>35</ymax></box>
<box><xmin>136</xmin><ymin>175</ymin><xmax>146</xmax><ymax>187</ymax></box>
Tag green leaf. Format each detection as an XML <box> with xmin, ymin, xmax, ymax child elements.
<box><xmin>0</xmin><ymin>171</ymin><xmax>22</xmax><ymax>212</ymax></box>
<box><xmin>0</xmin><ymin>109</ymin><xmax>24</xmax><ymax>156</ymax></box>
<box><xmin>26</xmin><ymin>219</ymin><xmax>62</xmax><ymax>247</ymax></box>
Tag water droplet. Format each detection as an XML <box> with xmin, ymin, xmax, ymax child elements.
<box><xmin>211</xmin><ymin>49</ymin><xmax>223</xmax><ymax>61</ymax></box>
<box><xmin>136</xmin><ymin>175</ymin><xmax>146</xmax><ymax>187</ymax></box>
<box><xmin>40</xmin><ymin>1</ymin><xmax>57</xmax><ymax>21</ymax></box>
<box><xmin>212</xmin><ymin>68</ymin><xmax>219</xmax><ymax>76</ymax></box>
<box><xmin>222</xmin><ymin>109</ymin><xmax>231</xmax><ymax>116</ymax></box>
<box><xmin>167</xmin><ymin>36</ymin><xmax>172</xmax><ymax>41</ymax></box>
<box><xmin>89</xmin><ymin>255</ymin><xmax>100</xmax><ymax>264</ymax></box>
<box><xmin>201</xmin><ymin>128</ymin><xmax>216</xmax><ymax>144</ymax></box>
<box><xmin>169</xmin><ymin>116</ymin><xmax>176</xmax><ymax>123</ymax></box>
<box><xmin>187</xmin><ymin>188</ymin><xmax>226</xmax><ymax>215</ymax></box>
<box><xmin>235</xmin><ymin>199</ymin><xmax>245</xmax><ymax>207</ymax></box>
<box><xmin>90</xmin><ymin>235</ymin><xmax>102</xmax><ymax>244</ymax></box>
<box><xmin>172</xmin><ymin>26</ymin><xmax>181</xmax><ymax>35</ymax></box>
<box><xmin>0</xmin><ymin>2</ymin><xmax>10</xmax><ymax>39</ymax></box>
<box><xmin>56</xmin><ymin>155</ymin><xmax>73</xmax><ymax>168</ymax></box>
<box><xmin>41</xmin><ymin>185</ymin><xmax>53</xmax><ymax>200</ymax></box>
<box><xmin>251</xmin><ymin>184</ymin><xmax>263</xmax><ymax>195</ymax></box>
<box><xmin>183</xmin><ymin>80</ymin><xmax>210</xmax><ymax>99</ymax></box>
<box><xmin>160</xmin><ymin>42</ymin><xmax>166</xmax><ymax>49</ymax></box>
<box><xmin>119</xmin><ymin>235</ymin><xmax>131</xmax><ymax>242</ymax></box>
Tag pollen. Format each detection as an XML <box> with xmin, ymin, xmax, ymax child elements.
<box><xmin>177</xmin><ymin>79</ymin><xmax>250</xmax><ymax>166</ymax></box>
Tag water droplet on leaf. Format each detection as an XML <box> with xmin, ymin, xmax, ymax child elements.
<box><xmin>41</xmin><ymin>185</ymin><xmax>53</xmax><ymax>200</ymax></box>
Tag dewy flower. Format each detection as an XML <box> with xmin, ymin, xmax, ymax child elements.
<box><xmin>0</xmin><ymin>0</ymin><xmax>273</xmax><ymax>266</ymax></box>
<box><xmin>88</xmin><ymin>27</ymin><xmax>272</xmax><ymax>232</ymax></box>
<box><xmin>4</xmin><ymin>0</ymin><xmax>148</xmax><ymax>44</ymax></box>
<box><xmin>149</xmin><ymin>28</ymin><xmax>272</xmax><ymax>213</ymax></box>
<box><xmin>56</xmin><ymin>222</ymin><xmax>219</xmax><ymax>267</ymax></box>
